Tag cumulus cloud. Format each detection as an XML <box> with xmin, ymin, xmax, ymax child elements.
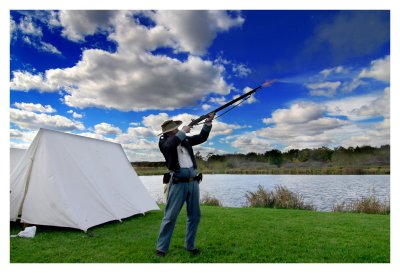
<box><xmin>229</xmin><ymin>86</ymin><xmax>389</xmax><ymax>153</ymax></box>
<box><xmin>10</xmin><ymin>128</ymin><xmax>39</xmax><ymax>149</ymax></box>
<box><xmin>67</xmin><ymin>110</ymin><xmax>83</xmax><ymax>119</ymax></box>
<box><xmin>94</xmin><ymin>122</ymin><xmax>122</xmax><ymax>135</ymax></box>
<box><xmin>10</xmin><ymin>108</ymin><xmax>84</xmax><ymax>131</ymax></box>
<box><xmin>325</xmin><ymin>88</ymin><xmax>389</xmax><ymax>120</ymax></box>
<box><xmin>340</xmin><ymin>118</ymin><xmax>390</xmax><ymax>148</ymax></box>
<box><xmin>14</xmin><ymin>102</ymin><xmax>56</xmax><ymax>113</ymax></box>
<box><xmin>359</xmin><ymin>55</ymin><xmax>390</xmax><ymax>83</ymax></box>
<box><xmin>350</xmin><ymin>87</ymin><xmax>390</xmax><ymax>119</ymax></box>
<box><xmin>10</xmin><ymin>71</ymin><xmax>59</xmax><ymax>92</ymax></box>
<box><xmin>148</xmin><ymin>10</ymin><xmax>244</xmax><ymax>55</ymax></box>
<box><xmin>226</xmin><ymin>132</ymin><xmax>275</xmax><ymax>153</ymax></box>
<box><xmin>10</xmin><ymin>128</ymin><xmax>38</xmax><ymax>143</ymax></box>
<box><xmin>59</xmin><ymin>10</ymin><xmax>118</xmax><ymax>42</ymax></box>
<box><xmin>263</xmin><ymin>103</ymin><xmax>325</xmax><ymax>125</ymax></box>
<box><xmin>10</xmin><ymin>11</ymin><xmax>245</xmax><ymax>111</ymax></box>
<box><xmin>227</xmin><ymin>101</ymin><xmax>350</xmax><ymax>153</ymax></box>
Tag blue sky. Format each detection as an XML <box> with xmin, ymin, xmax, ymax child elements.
<box><xmin>9</xmin><ymin>10</ymin><xmax>390</xmax><ymax>161</ymax></box>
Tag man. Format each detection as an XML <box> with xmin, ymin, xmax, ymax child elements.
<box><xmin>156</xmin><ymin>113</ymin><xmax>215</xmax><ymax>257</ymax></box>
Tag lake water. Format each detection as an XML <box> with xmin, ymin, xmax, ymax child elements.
<box><xmin>140</xmin><ymin>174</ymin><xmax>390</xmax><ymax>212</ymax></box>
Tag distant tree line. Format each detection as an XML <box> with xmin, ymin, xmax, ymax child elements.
<box><xmin>204</xmin><ymin>145</ymin><xmax>390</xmax><ymax>167</ymax></box>
<box><xmin>132</xmin><ymin>145</ymin><xmax>389</xmax><ymax>169</ymax></box>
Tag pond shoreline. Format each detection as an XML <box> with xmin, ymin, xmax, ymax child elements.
<box><xmin>140</xmin><ymin>174</ymin><xmax>390</xmax><ymax>212</ymax></box>
<box><xmin>134</xmin><ymin>165</ymin><xmax>390</xmax><ymax>176</ymax></box>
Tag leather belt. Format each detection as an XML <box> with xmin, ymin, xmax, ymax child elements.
<box><xmin>172</xmin><ymin>173</ymin><xmax>203</xmax><ymax>184</ymax></box>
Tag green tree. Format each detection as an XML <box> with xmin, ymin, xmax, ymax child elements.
<box><xmin>265</xmin><ymin>149</ymin><xmax>284</xmax><ymax>167</ymax></box>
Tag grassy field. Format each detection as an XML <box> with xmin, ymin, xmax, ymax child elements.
<box><xmin>10</xmin><ymin>206</ymin><xmax>389</xmax><ymax>263</ymax></box>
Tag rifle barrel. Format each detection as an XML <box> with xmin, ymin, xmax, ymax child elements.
<box><xmin>212</xmin><ymin>85</ymin><xmax>262</xmax><ymax>113</ymax></box>
<box><xmin>188</xmin><ymin>85</ymin><xmax>263</xmax><ymax>126</ymax></box>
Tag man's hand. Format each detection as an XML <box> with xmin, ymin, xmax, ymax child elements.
<box><xmin>182</xmin><ymin>125</ymin><xmax>192</xmax><ymax>133</ymax></box>
<box><xmin>205</xmin><ymin>112</ymin><xmax>215</xmax><ymax>123</ymax></box>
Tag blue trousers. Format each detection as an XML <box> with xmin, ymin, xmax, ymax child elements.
<box><xmin>156</xmin><ymin>180</ymin><xmax>201</xmax><ymax>253</ymax></box>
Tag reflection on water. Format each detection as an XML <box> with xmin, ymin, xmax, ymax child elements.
<box><xmin>140</xmin><ymin>174</ymin><xmax>390</xmax><ymax>212</ymax></box>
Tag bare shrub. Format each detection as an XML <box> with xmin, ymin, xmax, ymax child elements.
<box><xmin>201</xmin><ymin>192</ymin><xmax>222</xmax><ymax>206</ymax></box>
<box><xmin>245</xmin><ymin>185</ymin><xmax>314</xmax><ymax>210</ymax></box>
<box><xmin>332</xmin><ymin>195</ymin><xmax>390</xmax><ymax>215</ymax></box>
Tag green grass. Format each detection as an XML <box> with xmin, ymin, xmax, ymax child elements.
<box><xmin>10</xmin><ymin>206</ymin><xmax>389</xmax><ymax>263</ymax></box>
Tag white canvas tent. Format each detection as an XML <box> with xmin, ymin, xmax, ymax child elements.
<box><xmin>10</xmin><ymin>148</ymin><xmax>27</xmax><ymax>173</ymax></box>
<box><xmin>10</xmin><ymin>128</ymin><xmax>159</xmax><ymax>231</ymax></box>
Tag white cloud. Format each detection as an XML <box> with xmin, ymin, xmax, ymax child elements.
<box><xmin>229</xmin><ymin>87</ymin><xmax>390</xmax><ymax>153</ymax></box>
<box><xmin>305</xmin><ymin>55</ymin><xmax>389</xmax><ymax>95</ymax></box>
<box><xmin>18</xmin><ymin>16</ymin><xmax>42</xmax><ymax>37</ymax></box>
<box><xmin>227</xmin><ymin>101</ymin><xmax>352</xmax><ymax>153</ymax></box>
<box><xmin>325</xmin><ymin>88</ymin><xmax>389</xmax><ymax>120</ymax></box>
<box><xmin>39</xmin><ymin>41</ymin><xmax>62</xmax><ymax>55</ymax></box>
<box><xmin>202</xmin><ymin>104</ymin><xmax>212</xmax><ymax>111</ymax></box>
<box><xmin>12</xmin><ymin>15</ymin><xmax>62</xmax><ymax>55</ymax></box>
<box><xmin>10</xmin><ymin>128</ymin><xmax>38</xmax><ymax>143</ymax></box>
<box><xmin>305</xmin><ymin>81</ymin><xmax>341</xmax><ymax>97</ymax></box>
<box><xmin>319</xmin><ymin>66</ymin><xmax>347</xmax><ymax>78</ymax></box>
<box><xmin>67</xmin><ymin>110</ymin><xmax>83</xmax><ymax>119</ymax></box>
<box><xmin>227</xmin><ymin>132</ymin><xmax>275</xmax><ymax>153</ymax></box>
<box><xmin>10</xmin><ymin>11</ymin><xmax>245</xmax><ymax>111</ymax></box>
<box><xmin>10</xmin><ymin>108</ymin><xmax>84</xmax><ymax>131</ymax></box>
<box><xmin>59</xmin><ymin>10</ymin><xmax>118</xmax><ymax>42</ymax></box>
<box><xmin>350</xmin><ymin>87</ymin><xmax>390</xmax><ymax>119</ymax></box>
<box><xmin>341</xmin><ymin>78</ymin><xmax>366</xmax><ymax>93</ymax></box>
<box><xmin>142</xmin><ymin>113</ymin><xmax>170</xmax><ymax>131</ymax></box>
<box><xmin>94</xmin><ymin>122</ymin><xmax>122</xmax><ymax>135</ymax></box>
<box><xmin>14</xmin><ymin>102</ymin><xmax>56</xmax><ymax>113</ymax></box>
<box><xmin>339</xmin><ymin>118</ymin><xmax>390</xmax><ymax>148</ymax></box>
<box><xmin>232</xmin><ymin>63</ymin><xmax>251</xmax><ymax>78</ymax></box>
<box><xmin>14</xmin><ymin>11</ymin><xmax>61</xmax><ymax>29</ymax></box>
<box><xmin>359</xmin><ymin>55</ymin><xmax>390</xmax><ymax>83</ymax></box>
<box><xmin>148</xmin><ymin>10</ymin><xmax>244</xmax><ymax>55</ymax></box>
<box><xmin>209</xmin><ymin>96</ymin><xmax>227</xmax><ymax>105</ymax></box>
<box><xmin>12</xmin><ymin>50</ymin><xmax>231</xmax><ymax>111</ymax></box>
<box><xmin>10</xmin><ymin>71</ymin><xmax>58</xmax><ymax>92</ymax></box>
<box><xmin>260</xmin><ymin>117</ymin><xmax>348</xmax><ymax>139</ymax></box>
<box><xmin>10</xmin><ymin>17</ymin><xmax>17</xmax><ymax>38</ymax></box>
<box><xmin>263</xmin><ymin>102</ymin><xmax>325</xmax><ymax>125</ymax></box>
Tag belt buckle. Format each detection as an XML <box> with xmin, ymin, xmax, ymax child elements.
<box><xmin>188</xmin><ymin>177</ymin><xmax>193</xmax><ymax>182</ymax></box>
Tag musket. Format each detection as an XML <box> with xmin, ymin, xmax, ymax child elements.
<box><xmin>188</xmin><ymin>79</ymin><xmax>276</xmax><ymax>126</ymax></box>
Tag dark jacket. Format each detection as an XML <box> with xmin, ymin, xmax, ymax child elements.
<box><xmin>159</xmin><ymin>124</ymin><xmax>212</xmax><ymax>171</ymax></box>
